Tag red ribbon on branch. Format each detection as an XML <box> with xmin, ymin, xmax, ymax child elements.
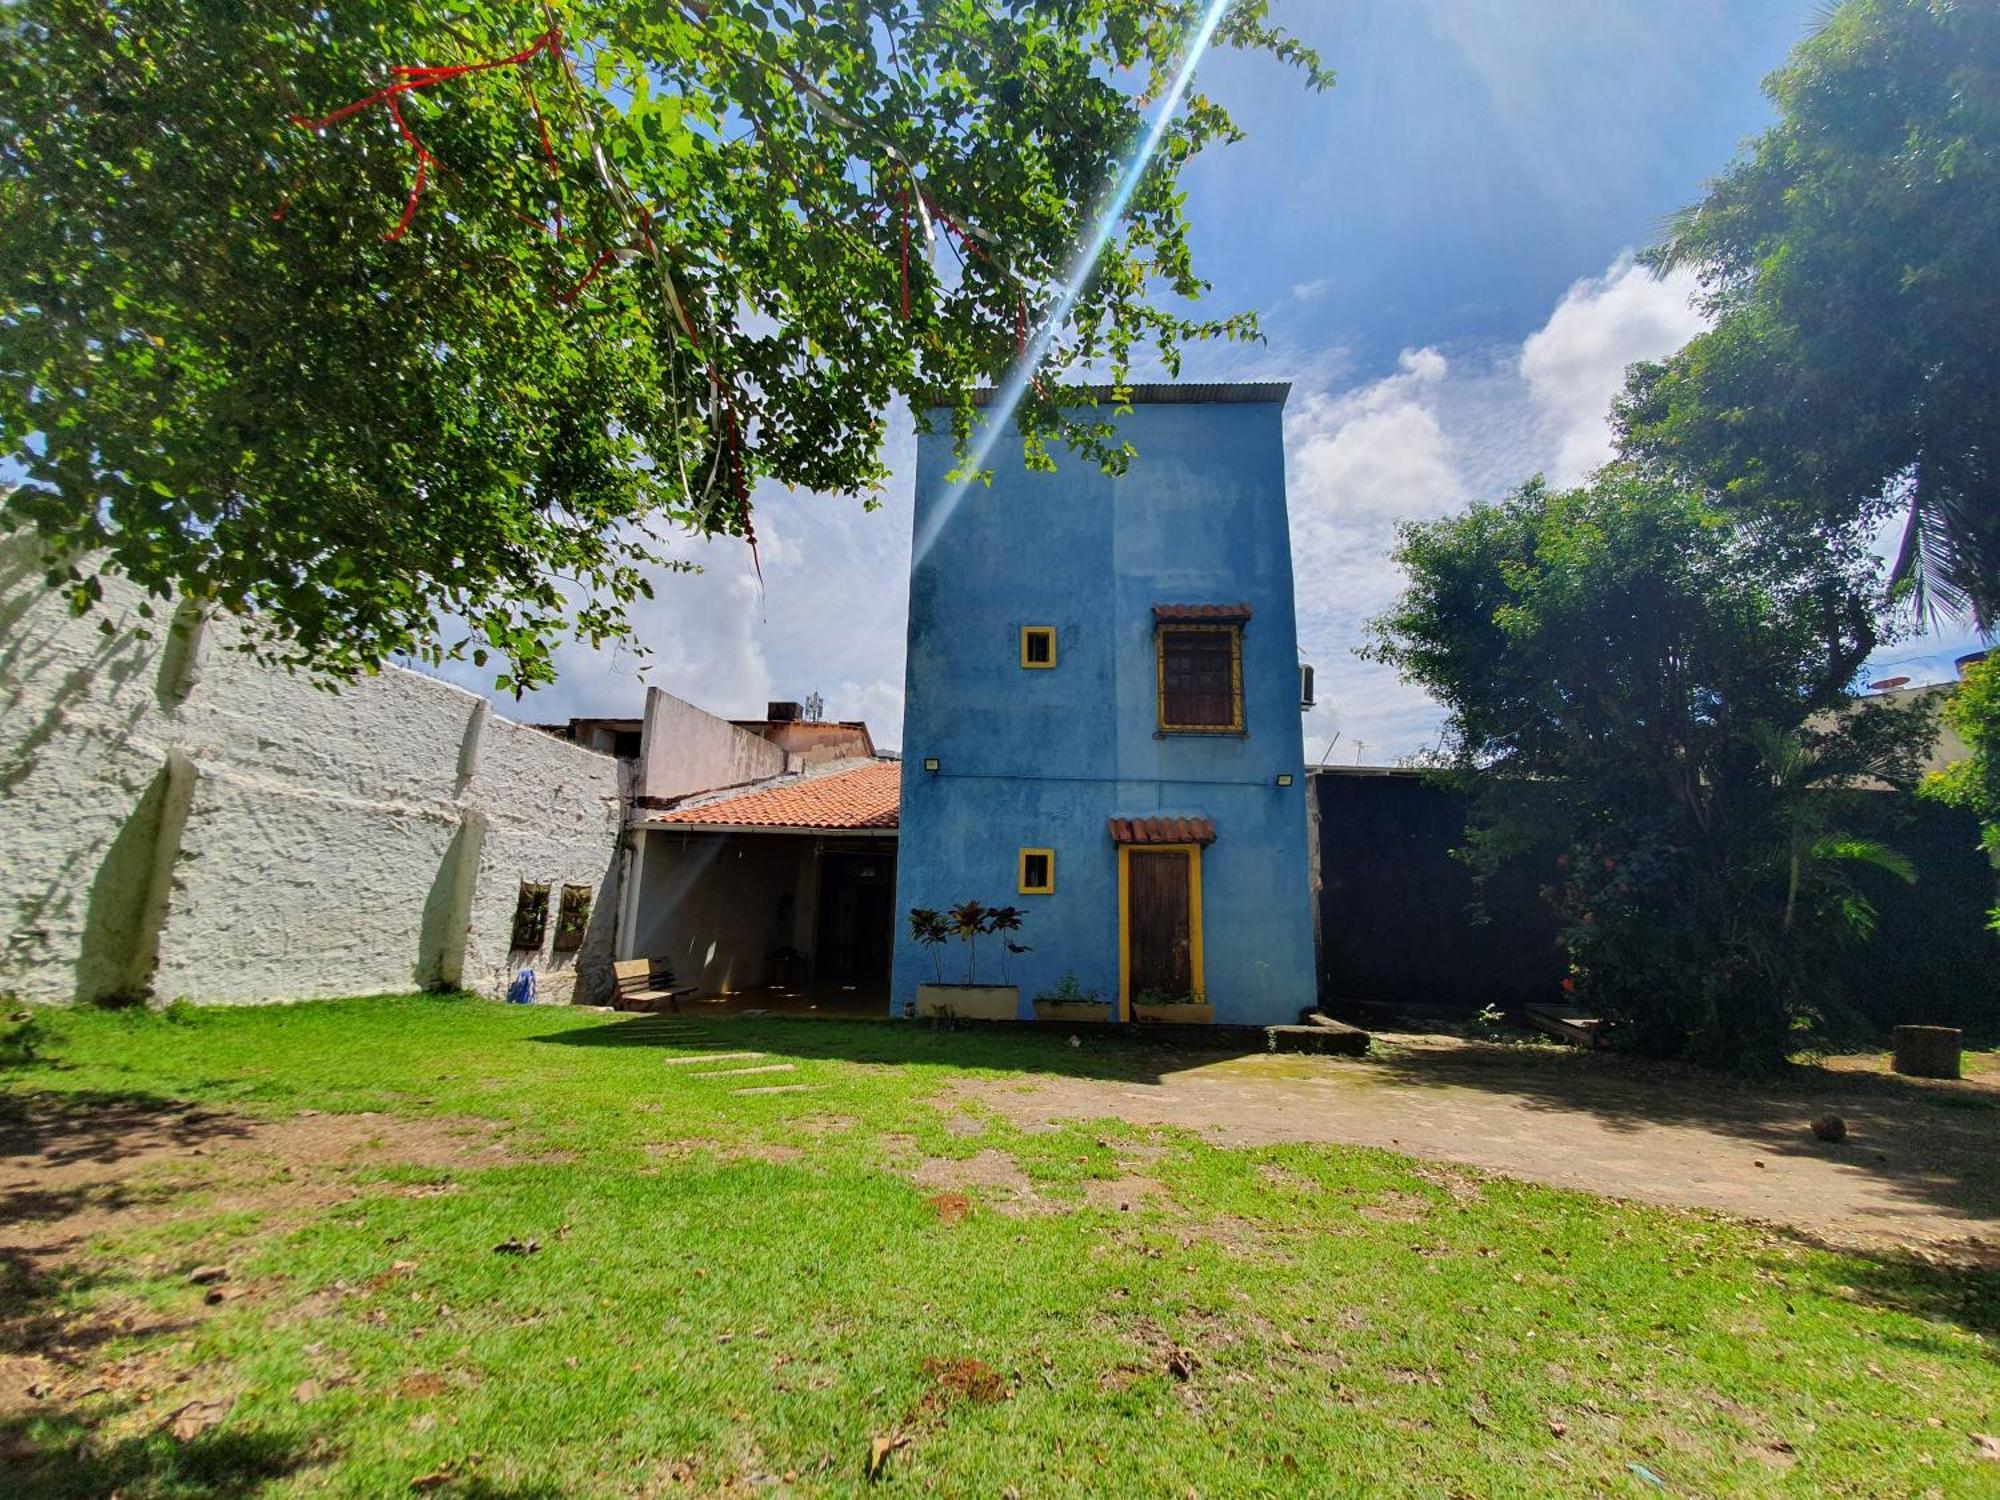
<box><xmin>291</xmin><ymin>25</ymin><xmax>564</xmax><ymax>241</ymax></box>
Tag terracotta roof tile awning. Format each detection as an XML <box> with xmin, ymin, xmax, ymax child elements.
<box><xmin>1109</xmin><ymin>815</ymin><xmax>1216</xmax><ymax>846</ymax></box>
<box><xmin>657</xmin><ymin>761</ymin><xmax>901</xmax><ymax>831</ymax></box>
<box><xmin>1153</xmin><ymin>602</ymin><xmax>1252</xmax><ymax>625</ymax></box>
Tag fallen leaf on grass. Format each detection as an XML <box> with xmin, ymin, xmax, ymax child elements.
<box><xmin>293</xmin><ymin>1379</ymin><xmax>323</xmax><ymax>1404</ymax></box>
<box><xmin>492</xmin><ymin>1238</ymin><xmax>540</xmax><ymax>1256</ymax></box>
<box><xmin>866</xmin><ymin>1433</ymin><xmax>909</xmax><ymax>1482</ymax></box>
<box><xmin>410</xmin><ymin>1466</ymin><xmax>456</xmax><ymax>1490</ymax></box>
<box><xmin>1547</xmin><ymin>1417</ymin><xmax>1568</xmax><ymax>1438</ymax></box>
<box><xmin>1166</xmin><ymin>1347</ymin><xmax>1198</xmax><ymax>1382</ymax></box>
<box><xmin>166</xmin><ymin>1399</ymin><xmax>229</xmax><ymax>1441</ymax></box>
<box><xmin>187</xmin><ymin>1265</ymin><xmax>229</xmax><ymax>1286</ymax></box>
<box><xmin>1972</xmin><ymin>1433</ymin><xmax>2000</xmax><ymax>1460</ymax></box>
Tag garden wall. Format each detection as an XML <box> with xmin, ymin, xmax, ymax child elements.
<box><xmin>1312</xmin><ymin>767</ymin><xmax>2000</xmax><ymax>1032</ymax></box>
<box><xmin>0</xmin><ymin>534</ymin><xmax>626</xmax><ymax>1006</ymax></box>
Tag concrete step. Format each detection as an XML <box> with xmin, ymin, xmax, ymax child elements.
<box><xmin>1267</xmin><ymin>1020</ymin><xmax>1370</xmax><ymax>1056</ymax></box>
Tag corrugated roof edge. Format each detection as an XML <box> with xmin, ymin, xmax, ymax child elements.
<box><xmin>964</xmin><ymin>381</ymin><xmax>1290</xmax><ymax>409</ymax></box>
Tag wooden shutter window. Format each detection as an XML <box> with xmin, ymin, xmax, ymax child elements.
<box><xmin>552</xmin><ymin>884</ymin><xmax>593</xmax><ymax>952</ymax></box>
<box><xmin>1157</xmin><ymin>626</ymin><xmax>1242</xmax><ymax>731</ymax></box>
<box><xmin>510</xmin><ymin>883</ymin><xmax>550</xmax><ymax>951</ymax></box>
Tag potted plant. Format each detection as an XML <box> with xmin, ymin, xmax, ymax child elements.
<box><xmin>912</xmin><ymin>901</ymin><xmax>1022</xmax><ymax>1020</ymax></box>
<box><xmin>1033</xmin><ymin>971</ymin><xmax>1112</xmax><ymax>1024</ymax></box>
<box><xmin>1132</xmin><ymin>987</ymin><xmax>1215</xmax><ymax>1025</ymax></box>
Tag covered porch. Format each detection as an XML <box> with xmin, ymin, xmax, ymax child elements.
<box><xmin>617</xmin><ymin>760</ymin><xmax>901</xmax><ymax>1009</ymax></box>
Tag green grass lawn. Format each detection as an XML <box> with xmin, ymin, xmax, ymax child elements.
<box><xmin>2</xmin><ymin>996</ymin><xmax>1995</xmax><ymax>1497</ymax></box>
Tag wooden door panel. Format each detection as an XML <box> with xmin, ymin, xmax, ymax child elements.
<box><xmin>1128</xmin><ymin>850</ymin><xmax>1192</xmax><ymax>996</ymax></box>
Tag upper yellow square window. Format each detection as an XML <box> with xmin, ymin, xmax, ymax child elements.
<box><xmin>1020</xmin><ymin>626</ymin><xmax>1057</xmax><ymax>669</ymax></box>
<box><xmin>1018</xmin><ymin>848</ymin><xmax>1055</xmax><ymax>894</ymax></box>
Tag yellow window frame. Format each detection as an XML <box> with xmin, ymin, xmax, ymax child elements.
<box><xmin>1020</xmin><ymin>625</ymin><xmax>1057</xmax><ymax>669</ymax></box>
<box><xmin>1018</xmin><ymin>847</ymin><xmax>1056</xmax><ymax>895</ymax></box>
<box><xmin>1156</xmin><ymin>623</ymin><xmax>1244</xmax><ymax>733</ymax></box>
<box><xmin>1116</xmin><ymin>842</ymin><xmax>1205</xmax><ymax>1021</ymax></box>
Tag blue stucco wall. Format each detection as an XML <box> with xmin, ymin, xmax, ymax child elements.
<box><xmin>891</xmin><ymin>395</ymin><xmax>1317</xmax><ymax>1026</ymax></box>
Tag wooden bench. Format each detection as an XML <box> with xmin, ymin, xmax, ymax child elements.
<box><xmin>612</xmin><ymin>959</ymin><xmax>698</xmax><ymax>1014</ymax></box>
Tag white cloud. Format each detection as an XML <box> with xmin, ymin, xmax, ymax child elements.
<box><xmin>1285</xmin><ymin>252</ymin><xmax>1705</xmax><ymax>760</ymax></box>
<box><xmin>1519</xmin><ymin>255</ymin><xmax>1705</xmax><ymax>485</ymax></box>
<box><xmin>1289</xmin><ymin>276</ymin><xmax>1334</xmax><ymax>303</ymax></box>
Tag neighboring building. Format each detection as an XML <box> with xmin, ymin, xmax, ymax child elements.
<box><xmin>891</xmin><ymin>383</ymin><xmax>1318</xmax><ymax>1025</ymax></box>
<box><xmin>620</xmin><ymin>688</ymin><xmax>897</xmax><ymax>1005</ymax></box>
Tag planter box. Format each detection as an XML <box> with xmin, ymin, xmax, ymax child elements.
<box><xmin>1033</xmin><ymin>1000</ymin><xmax>1114</xmax><ymax>1025</ymax></box>
<box><xmin>916</xmin><ymin>984</ymin><xmax>1021</xmax><ymax>1021</ymax></box>
<box><xmin>1134</xmin><ymin>1002</ymin><xmax>1215</xmax><ymax>1025</ymax></box>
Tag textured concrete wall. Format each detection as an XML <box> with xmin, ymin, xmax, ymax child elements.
<box><xmin>639</xmin><ymin>686</ymin><xmax>786</xmax><ymax>804</ymax></box>
<box><xmin>891</xmin><ymin>398</ymin><xmax>1318</xmax><ymax>1024</ymax></box>
<box><xmin>0</xmin><ymin>534</ymin><xmax>625</xmax><ymax>1006</ymax></box>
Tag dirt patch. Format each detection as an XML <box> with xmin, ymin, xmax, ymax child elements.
<box><xmin>0</xmin><ymin>1091</ymin><xmax>566</xmax><ymax>1428</ymax></box>
<box><xmin>909</xmin><ymin>1151</ymin><xmax>1042</xmax><ymax>1215</ymax></box>
<box><xmin>924</xmin><ymin>1192</ymin><xmax>972</xmax><ymax>1224</ymax></box>
<box><xmin>938</xmin><ymin>1035</ymin><xmax>2000</xmax><ymax>1259</ymax></box>
<box><xmin>1358</xmin><ymin>1191</ymin><xmax>1433</xmax><ymax>1224</ymax></box>
<box><xmin>918</xmin><ymin>1356</ymin><xmax>1007</xmax><ymax>1409</ymax></box>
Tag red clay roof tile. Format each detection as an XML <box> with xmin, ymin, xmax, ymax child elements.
<box><xmin>1153</xmin><ymin>602</ymin><xmax>1252</xmax><ymax>624</ymax></box>
<box><xmin>1108</xmin><ymin>815</ymin><xmax>1216</xmax><ymax>846</ymax></box>
<box><xmin>658</xmin><ymin>761</ymin><xmax>900</xmax><ymax>831</ymax></box>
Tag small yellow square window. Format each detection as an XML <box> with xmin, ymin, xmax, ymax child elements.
<box><xmin>1018</xmin><ymin>848</ymin><xmax>1055</xmax><ymax>894</ymax></box>
<box><xmin>1020</xmin><ymin>626</ymin><xmax>1057</xmax><ymax>669</ymax></box>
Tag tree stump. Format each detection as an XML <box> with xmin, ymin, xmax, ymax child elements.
<box><xmin>1891</xmin><ymin>1025</ymin><xmax>1962</xmax><ymax>1080</ymax></box>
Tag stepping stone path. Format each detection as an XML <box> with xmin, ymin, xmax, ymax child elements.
<box><xmin>660</xmin><ymin>1052</ymin><xmax>766</xmax><ymax>1067</ymax></box>
<box><xmin>627</xmin><ymin>1020</ymin><xmax>823</xmax><ymax>1095</ymax></box>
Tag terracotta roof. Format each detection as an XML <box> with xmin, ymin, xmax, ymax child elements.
<box><xmin>1153</xmin><ymin>602</ymin><xmax>1252</xmax><ymax>624</ymax></box>
<box><xmin>1108</xmin><ymin>815</ymin><xmax>1216</xmax><ymax>846</ymax></box>
<box><xmin>657</xmin><ymin>761</ymin><xmax>901</xmax><ymax>831</ymax></box>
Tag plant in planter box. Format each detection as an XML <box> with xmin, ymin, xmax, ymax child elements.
<box><xmin>1133</xmin><ymin>986</ymin><xmax>1214</xmax><ymax>1023</ymax></box>
<box><xmin>1033</xmin><ymin>970</ymin><xmax>1111</xmax><ymax>1023</ymax></box>
<box><xmin>912</xmin><ymin>900</ymin><xmax>1024</xmax><ymax>1020</ymax></box>
<box><xmin>908</xmin><ymin>908</ymin><xmax>950</xmax><ymax>983</ymax></box>
<box><xmin>948</xmin><ymin>900</ymin><xmax>989</xmax><ymax>983</ymax></box>
<box><xmin>984</xmin><ymin>905</ymin><xmax>1029</xmax><ymax>983</ymax></box>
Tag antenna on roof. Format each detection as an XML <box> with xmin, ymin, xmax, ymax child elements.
<box><xmin>803</xmin><ymin>690</ymin><xmax>825</xmax><ymax>723</ymax></box>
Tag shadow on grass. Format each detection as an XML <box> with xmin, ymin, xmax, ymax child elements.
<box><xmin>0</xmin><ymin>1412</ymin><xmax>318</xmax><ymax>1500</ymax></box>
<box><xmin>529</xmin><ymin>1010</ymin><xmax>1271</xmax><ymax>1085</ymax></box>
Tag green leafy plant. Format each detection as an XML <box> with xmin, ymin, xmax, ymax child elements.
<box><xmin>1618</xmin><ymin>0</ymin><xmax>2000</xmax><ymax>627</ymax></box>
<box><xmin>983</xmin><ymin>905</ymin><xmax>1028</xmax><ymax>984</ymax></box>
<box><xmin>1035</xmin><ymin>971</ymin><xmax>1099</xmax><ymax>1004</ymax></box>
<box><xmin>907</xmin><ymin>908</ymin><xmax>950</xmax><ymax>985</ymax></box>
<box><xmin>1367</xmin><ymin>465</ymin><xmax>1936</xmax><ymax>1066</ymax></box>
<box><xmin>0</xmin><ymin>0</ymin><xmax>1329</xmax><ymax>690</ymax></box>
<box><xmin>947</xmin><ymin>900</ymin><xmax>989</xmax><ymax>984</ymax></box>
<box><xmin>1921</xmin><ymin>653</ymin><xmax>2000</xmax><ymax>931</ymax></box>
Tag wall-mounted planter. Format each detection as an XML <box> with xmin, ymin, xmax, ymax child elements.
<box><xmin>1033</xmin><ymin>999</ymin><xmax>1114</xmax><ymax>1025</ymax></box>
<box><xmin>1134</xmin><ymin>1002</ymin><xmax>1216</xmax><ymax>1025</ymax></box>
<box><xmin>916</xmin><ymin>984</ymin><xmax>1021</xmax><ymax>1021</ymax></box>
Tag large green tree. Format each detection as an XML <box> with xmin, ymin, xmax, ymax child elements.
<box><xmin>0</xmin><ymin>0</ymin><xmax>1326</xmax><ymax>689</ymax></box>
<box><xmin>1617</xmin><ymin>0</ymin><xmax>2000</xmax><ymax>629</ymax></box>
<box><xmin>1367</xmin><ymin>467</ymin><xmax>1933</xmax><ymax>1065</ymax></box>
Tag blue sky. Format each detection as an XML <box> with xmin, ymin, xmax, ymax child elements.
<box><xmin>459</xmin><ymin>0</ymin><xmax>1987</xmax><ymax>757</ymax></box>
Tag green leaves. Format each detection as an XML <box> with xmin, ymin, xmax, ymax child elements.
<box><xmin>0</xmin><ymin>0</ymin><xmax>1325</xmax><ymax>688</ymax></box>
<box><xmin>1367</xmin><ymin>464</ymin><xmax>1938</xmax><ymax>1065</ymax></box>
<box><xmin>1619</xmin><ymin>0</ymin><xmax>2000</xmax><ymax>630</ymax></box>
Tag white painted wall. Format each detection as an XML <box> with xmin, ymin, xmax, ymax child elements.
<box><xmin>0</xmin><ymin>534</ymin><xmax>625</xmax><ymax>1006</ymax></box>
<box><xmin>638</xmin><ymin>686</ymin><xmax>786</xmax><ymax>805</ymax></box>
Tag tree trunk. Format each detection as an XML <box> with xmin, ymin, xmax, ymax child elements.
<box><xmin>1891</xmin><ymin>1025</ymin><xmax>1962</xmax><ymax>1080</ymax></box>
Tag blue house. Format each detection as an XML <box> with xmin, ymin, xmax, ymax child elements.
<box><xmin>891</xmin><ymin>383</ymin><xmax>1317</xmax><ymax>1026</ymax></box>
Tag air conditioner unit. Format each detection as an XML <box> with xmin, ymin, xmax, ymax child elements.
<box><xmin>1299</xmin><ymin>663</ymin><xmax>1315</xmax><ymax>711</ymax></box>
